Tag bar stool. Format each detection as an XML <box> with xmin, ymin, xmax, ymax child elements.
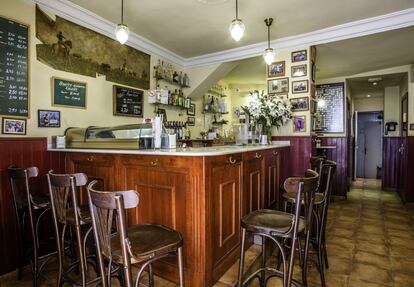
<box><xmin>46</xmin><ymin>172</ymin><xmax>98</xmax><ymax>287</ymax></box>
<box><xmin>281</xmin><ymin>160</ymin><xmax>336</xmax><ymax>287</ymax></box>
<box><xmin>8</xmin><ymin>166</ymin><xmax>56</xmax><ymax>286</ymax></box>
<box><xmin>87</xmin><ymin>180</ymin><xmax>185</xmax><ymax>287</ymax></box>
<box><xmin>238</xmin><ymin>170</ymin><xmax>319</xmax><ymax>287</ymax></box>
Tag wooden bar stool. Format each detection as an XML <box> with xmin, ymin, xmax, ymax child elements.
<box><xmin>46</xmin><ymin>172</ymin><xmax>98</xmax><ymax>287</ymax></box>
<box><xmin>281</xmin><ymin>160</ymin><xmax>336</xmax><ymax>287</ymax></box>
<box><xmin>8</xmin><ymin>166</ymin><xmax>56</xmax><ymax>287</ymax></box>
<box><xmin>87</xmin><ymin>180</ymin><xmax>185</xmax><ymax>287</ymax></box>
<box><xmin>238</xmin><ymin>170</ymin><xmax>319</xmax><ymax>287</ymax></box>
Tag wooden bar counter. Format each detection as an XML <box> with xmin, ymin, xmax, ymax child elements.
<box><xmin>49</xmin><ymin>143</ymin><xmax>290</xmax><ymax>286</ymax></box>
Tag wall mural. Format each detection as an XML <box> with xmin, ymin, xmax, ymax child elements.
<box><xmin>35</xmin><ymin>6</ymin><xmax>150</xmax><ymax>90</ymax></box>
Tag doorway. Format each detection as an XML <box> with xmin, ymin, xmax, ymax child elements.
<box><xmin>356</xmin><ymin>112</ymin><xmax>384</xmax><ymax>180</ymax></box>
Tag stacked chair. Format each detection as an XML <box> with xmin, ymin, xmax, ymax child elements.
<box><xmin>87</xmin><ymin>180</ymin><xmax>185</xmax><ymax>287</ymax></box>
<box><xmin>238</xmin><ymin>170</ymin><xmax>319</xmax><ymax>287</ymax></box>
<box><xmin>8</xmin><ymin>166</ymin><xmax>56</xmax><ymax>287</ymax></box>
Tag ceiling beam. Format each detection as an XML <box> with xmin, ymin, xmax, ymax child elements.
<box><xmin>28</xmin><ymin>0</ymin><xmax>414</xmax><ymax>68</ymax></box>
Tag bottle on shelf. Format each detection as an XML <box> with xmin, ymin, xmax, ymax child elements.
<box><xmin>173</xmin><ymin>71</ymin><xmax>179</xmax><ymax>83</ymax></box>
<box><xmin>183</xmin><ymin>73</ymin><xmax>189</xmax><ymax>87</ymax></box>
<box><xmin>178</xmin><ymin>72</ymin><xmax>183</xmax><ymax>86</ymax></box>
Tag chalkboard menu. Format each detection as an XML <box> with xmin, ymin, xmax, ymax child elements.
<box><xmin>315</xmin><ymin>82</ymin><xmax>344</xmax><ymax>133</ymax></box>
<box><xmin>113</xmin><ymin>85</ymin><xmax>143</xmax><ymax>117</ymax></box>
<box><xmin>0</xmin><ymin>16</ymin><xmax>29</xmax><ymax>118</ymax></box>
<box><xmin>52</xmin><ymin>77</ymin><xmax>87</xmax><ymax>108</ymax></box>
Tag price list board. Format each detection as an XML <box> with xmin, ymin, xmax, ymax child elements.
<box><xmin>315</xmin><ymin>82</ymin><xmax>345</xmax><ymax>133</ymax></box>
<box><xmin>0</xmin><ymin>16</ymin><xmax>29</xmax><ymax>118</ymax></box>
<box><xmin>113</xmin><ymin>85</ymin><xmax>143</xmax><ymax>117</ymax></box>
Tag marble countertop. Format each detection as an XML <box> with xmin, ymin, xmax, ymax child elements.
<box><xmin>48</xmin><ymin>141</ymin><xmax>290</xmax><ymax>157</ymax></box>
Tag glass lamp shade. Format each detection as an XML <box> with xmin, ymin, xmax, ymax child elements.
<box><xmin>115</xmin><ymin>24</ymin><xmax>130</xmax><ymax>44</ymax></box>
<box><xmin>229</xmin><ymin>19</ymin><xmax>245</xmax><ymax>41</ymax></box>
<box><xmin>263</xmin><ymin>48</ymin><xmax>275</xmax><ymax>65</ymax></box>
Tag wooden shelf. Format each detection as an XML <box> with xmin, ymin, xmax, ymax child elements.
<box><xmin>155</xmin><ymin>77</ymin><xmax>190</xmax><ymax>88</ymax></box>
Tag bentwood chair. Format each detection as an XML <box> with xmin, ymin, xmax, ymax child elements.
<box><xmin>8</xmin><ymin>166</ymin><xmax>56</xmax><ymax>287</ymax></box>
<box><xmin>87</xmin><ymin>180</ymin><xmax>185</xmax><ymax>287</ymax></box>
<box><xmin>282</xmin><ymin>161</ymin><xmax>336</xmax><ymax>287</ymax></box>
<box><xmin>238</xmin><ymin>170</ymin><xmax>319</xmax><ymax>287</ymax></box>
<box><xmin>46</xmin><ymin>172</ymin><xmax>98</xmax><ymax>287</ymax></box>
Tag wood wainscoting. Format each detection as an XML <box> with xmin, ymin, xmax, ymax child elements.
<box><xmin>382</xmin><ymin>137</ymin><xmax>400</xmax><ymax>190</ymax></box>
<box><xmin>318</xmin><ymin>137</ymin><xmax>349</xmax><ymax>197</ymax></box>
<box><xmin>402</xmin><ymin>137</ymin><xmax>414</xmax><ymax>202</ymax></box>
<box><xmin>272</xmin><ymin>136</ymin><xmax>312</xmax><ymax>176</ymax></box>
<box><xmin>0</xmin><ymin>138</ymin><xmax>65</xmax><ymax>275</ymax></box>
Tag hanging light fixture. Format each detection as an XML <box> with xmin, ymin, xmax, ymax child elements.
<box><xmin>115</xmin><ymin>0</ymin><xmax>129</xmax><ymax>44</ymax></box>
<box><xmin>263</xmin><ymin>18</ymin><xmax>275</xmax><ymax>65</ymax></box>
<box><xmin>229</xmin><ymin>0</ymin><xmax>245</xmax><ymax>41</ymax></box>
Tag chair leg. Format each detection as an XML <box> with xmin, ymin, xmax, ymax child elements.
<box><xmin>260</xmin><ymin>236</ymin><xmax>266</xmax><ymax>287</ymax></box>
<box><xmin>237</xmin><ymin>228</ymin><xmax>247</xmax><ymax>287</ymax></box>
<box><xmin>148</xmin><ymin>263</ymin><xmax>154</xmax><ymax>287</ymax></box>
<box><xmin>302</xmin><ymin>230</ymin><xmax>311</xmax><ymax>287</ymax></box>
<box><xmin>177</xmin><ymin>247</ymin><xmax>185</xmax><ymax>287</ymax></box>
<box><xmin>323</xmin><ymin>240</ymin><xmax>329</xmax><ymax>269</ymax></box>
<box><xmin>74</xmin><ymin>225</ymin><xmax>87</xmax><ymax>287</ymax></box>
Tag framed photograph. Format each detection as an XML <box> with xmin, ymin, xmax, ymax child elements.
<box><xmin>291</xmin><ymin>50</ymin><xmax>307</xmax><ymax>62</ymax></box>
<box><xmin>268</xmin><ymin>61</ymin><xmax>285</xmax><ymax>77</ymax></box>
<box><xmin>38</xmin><ymin>110</ymin><xmax>60</xmax><ymax>128</ymax></box>
<box><xmin>291</xmin><ymin>65</ymin><xmax>307</xmax><ymax>78</ymax></box>
<box><xmin>410</xmin><ymin>123</ymin><xmax>414</xmax><ymax>131</ymax></box>
<box><xmin>311</xmin><ymin>61</ymin><xmax>316</xmax><ymax>83</ymax></box>
<box><xmin>2</xmin><ymin>117</ymin><xmax>26</xmax><ymax>135</ymax></box>
<box><xmin>268</xmin><ymin>78</ymin><xmax>289</xmax><ymax>94</ymax></box>
<box><xmin>290</xmin><ymin>97</ymin><xmax>309</xmax><ymax>112</ymax></box>
<box><xmin>293</xmin><ymin>115</ymin><xmax>306</xmax><ymax>133</ymax></box>
<box><xmin>187</xmin><ymin>117</ymin><xmax>195</xmax><ymax>126</ymax></box>
<box><xmin>292</xmin><ymin>80</ymin><xmax>309</xmax><ymax>94</ymax></box>
<box><xmin>187</xmin><ymin>103</ymin><xmax>195</xmax><ymax>116</ymax></box>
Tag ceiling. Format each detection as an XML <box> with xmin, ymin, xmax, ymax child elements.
<box><xmin>347</xmin><ymin>72</ymin><xmax>407</xmax><ymax>98</ymax></box>
<box><xmin>317</xmin><ymin>26</ymin><xmax>414</xmax><ymax>79</ymax></box>
<box><xmin>68</xmin><ymin>0</ymin><xmax>414</xmax><ymax>58</ymax></box>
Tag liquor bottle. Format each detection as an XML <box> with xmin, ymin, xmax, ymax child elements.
<box><xmin>156</xmin><ymin>84</ymin><xmax>161</xmax><ymax>102</ymax></box>
<box><xmin>173</xmin><ymin>71</ymin><xmax>179</xmax><ymax>83</ymax></box>
<box><xmin>178</xmin><ymin>90</ymin><xmax>183</xmax><ymax>107</ymax></box>
<box><xmin>173</xmin><ymin>89</ymin><xmax>178</xmax><ymax>105</ymax></box>
<box><xmin>205</xmin><ymin>95</ymin><xmax>210</xmax><ymax>111</ymax></box>
<box><xmin>184</xmin><ymin>73</ymin><xmax>189</xmax><ymax>87</ymax></box>
<box><xmin>185</xmin><ymin>124</ymin><xmax>191</xmax><ymax>139</ymax></box>
<box><xmin>168</xmin><ymin>64</ymin><xmax>173</xmax><ymax>82</ymax></box>
<box><xmin>178</xmin><ymin>72</ymin><xmax>183</xmax><ymax>86</ymax></box>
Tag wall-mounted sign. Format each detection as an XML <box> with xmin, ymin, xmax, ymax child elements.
<box><xmin>113</xmin><ymin>85</ymin><xmax>143</xmax><ymax>117</ymax></box>
<box><xmin>0</xmin><ymin>16</ymin><xmax>30</xmax><ymax>118</ymax></box>
<box><xmin>315</xmin><ymin>82</ymin><xmax>345</xmax><ymax>133</ymax></box>
<box><xmin>52</xmin><ymin>77</ymin><xmax>87</xmax><ymax>108</ymax></box>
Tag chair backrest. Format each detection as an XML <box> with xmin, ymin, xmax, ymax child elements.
<box><xmin>46</xmin><ymin>171</ymin><xmax>87</xmax><ymax>225</ymax></box>
<box><xmin>8</xmin><ymin>166</ymin><xmax>39</xmax><ymax>210</ymax></box>
<box><xmin>310</xmin><ymin>156</ymin><xmax>324</xmax><ymax>174</ymax></box>
<box><xmin>87</xmin><ymin>180</ymin><xmax>139</xmax><ymax>287</ymax></box>
<box><xmin>319</xmin><ymin>160</ymin><xmax>337</xmax><ymax>199</ymax></box>
<box><xmin>283</xmin><ymin>169</ymin><xmax>319</xmax><ymax>232</ymax></box>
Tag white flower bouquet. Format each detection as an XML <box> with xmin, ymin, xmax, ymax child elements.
<box><xmin>242</xmin><ymin>90</ymin><xmax>293</xmax><ymax>136</ymax></box>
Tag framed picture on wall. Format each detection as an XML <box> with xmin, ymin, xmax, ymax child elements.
<box><xmin>268</xmin><ymin>61</ymin><xmax>285</xmax><ymax>77</ymax></box>
<box><xmin>290</xmin><ymin>97</ymin><xmax>309</xmax><ymax>112</ymax></box>
<box><xmin>187</xmin><ymin>103</ymin><xmax>195</xmax><ymax>116</ymax></box>
<box><xmin>2</xmin><ymin>117</ymin><xmax>26</xmax><ymax>135</ymax></box>
<box><xmin>291</xmin><ymin>64</ymin><xmax>307</xmax><ymax>78</ymax></box>
<box><xmin>187</xmin><ymin>117</ymin><xmax>195</xmax><ymax>126</ymax></box>
<box><xmin>268</xmin><ymin>78</ymin><xmax>289</xmax><ymax>94</ymax></box>
<box><xmin>293</xmin><ymin>115</ymin><xmax>306</xmax><ymax>133</ymax></box>
<box><xmin>292</xmin><ymin>80</ymin><xmax>309</xmax><ymax>94</ymax></box>
<box><xmin>38</xmin><ymin>110</ymin><xmax>61</xmax><ymax>128</ymax></box>
<box><xmin>291</xmin><ymin>50</ymin><xmax>307</xmax><ymax>62</ymax></box>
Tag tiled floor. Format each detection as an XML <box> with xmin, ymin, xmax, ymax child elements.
<box><xmin>2</xmin><ymin>180</ymin><xmax>414</xmax><ymax>287</ymax></box>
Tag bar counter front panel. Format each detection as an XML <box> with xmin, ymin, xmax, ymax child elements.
<box><xmin>58</xmin><ymin>144</ymin><xmax>290</xmax><ymax>286</ymax></box>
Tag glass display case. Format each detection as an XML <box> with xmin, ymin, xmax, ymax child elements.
<box><xmin>65</xmin><ymin>123</ymin><xmax>153</xmax><ymax>149</ymax></box>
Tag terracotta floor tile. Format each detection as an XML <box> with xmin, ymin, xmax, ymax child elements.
<box><xmin>393</xmin><ymin>272</ymin><xmax>414</xmax><ymax>287</ymax></box>
<box><xmin>354</xmin><ymin>250</ymin><xmax>391</xmax><ymax>269</ymax></box>
<box><xmin>355</xmin><ymin>239</ymin><xmax>388</xmax><ymax>256</ymax></box>
<box><xmin>350</xmin><ymin>263</ymin><xmax>392</xmax><ymax>285</ymax></box>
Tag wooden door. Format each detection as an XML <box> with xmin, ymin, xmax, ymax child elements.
<box><xmin>243</xmin><ymin>151</ymin><xmax>265</xmax><ymax>216</ymax></box>
<box><xmin>264</xmin><ymin>149</ymin><xmax>280</xmax><ymax>209</ymax></box>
